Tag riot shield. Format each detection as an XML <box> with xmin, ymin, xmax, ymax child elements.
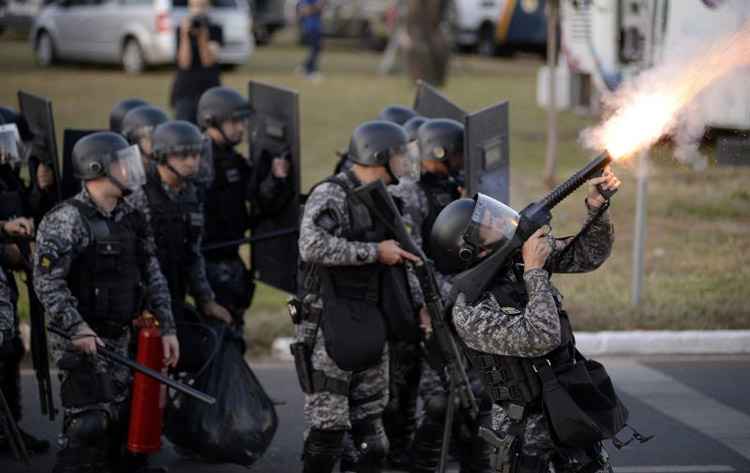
<box><xmin>247</xmin><ymin>81</ymin><xmax>301</xmax><ymax>294</ymax></box>
<box><xmin>464</xmin><ymin>101</ymin><xmax>510</xmax><ymax>204</ymax></box>
<box><xmin>62</xmin><ymin>129</ymin><xmax>102</xmax><ymax>199</ymax></box>
<box><xmin>413</xmin><ymin>80</ymin><xmax>466</xmax><ymax>122</ymax></box>
<box><xmin>17</xmin><ymin>91</ymin><xmax>63</xmax><ymax>202</ymax></box>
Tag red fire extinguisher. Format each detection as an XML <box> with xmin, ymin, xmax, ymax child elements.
<box><xmin>127</xmin><ymin>312</ymin><xmax>165</xmax><ymax>454</ymax></box>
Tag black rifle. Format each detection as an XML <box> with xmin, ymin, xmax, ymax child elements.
<box><xmin>452</xmin><ymin>152</ymin><xmax>615</xmax><ymax>303</ymax></box>
<box><xmin>353</xmin><ymin>180</ymin><xmax>478</xmax><ymax>473</ymax></box>
<box><xmin>0</xmin><ymin>388</ymin><xmax>30</xmax><ymax>465</ymax></box>
<box><xmin>47</xmin><ymin>326</ymin><xmax>216</xmax><ymax>405</ymax></box>
<box><xmin>13</xmin><ymin>236</ymin><xmax>56</xmax><ymax>421</ymax></box>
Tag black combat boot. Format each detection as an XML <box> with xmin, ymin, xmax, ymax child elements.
<box><xmin>303</xmin><ymin>429</ymin><xmax>346</xmax><ymax>473</ymax></box>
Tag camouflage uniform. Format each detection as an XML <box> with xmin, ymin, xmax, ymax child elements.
<box><xmin>298</xmin><ymin>171</ymin><xmax>391</xmax><ymax>472</ymax></box>
<box><xmin>453</xmin><ymin>202</ymin><xmax>615</xmax><ymax>473</ymax></box>
<box><xmin>127</xmin><ymin>167</ymin><xmax>214</xmax><ymax>311</ymax></box>
<box><xmin>33</xmin><ymin>187</ymin><xmax>175</xmax><ymax>472</ymax></box>
<box><xmin>0</xmin><ymin>265</ymin><xmax>15</xmax><ymax>348</ymax></box>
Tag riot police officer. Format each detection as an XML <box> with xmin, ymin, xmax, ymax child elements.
<box><xmin>33</xmin><ymin>131</ymin><xmax>179</xmax><ymax>473</ymax></box>
<box><xmin>0</xmin><ymin>112</ymin><xmax>51</xmax><ymax>454</ymax></box>
<box><xmin>296</xmin><ymin>120</ymin><xmax>420</xmax><ymax>473</ymax></box>
<box><xmin>120</xmin><ymin>105</ymin><xmax>169</xmax><ymax>164</ymax></box>
<box><xmin>128</xmin><ymin>120</ymin><xmax>231</xmax><ymax>329</ymax></box>
<box><xmin>110</xmin><ymin>98</ymin><xmax>149</xmax><ymax>134</ymax></box>
<box><xmin>430</xmin><ymin>169</ymin><xmax>622</xmax><ymax>473</ymax></box>
<box><xmin>197</xmin><ymin>86</ymin><xmax>292</xmax><ymax>326</ymax></box>
<box><xmin>391</xmin><ymin>117</ymin><xmax>494</xmax><ymax>473</ymax></box>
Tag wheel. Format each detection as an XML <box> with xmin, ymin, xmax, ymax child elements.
<box><xmin>477</xmin><ymin>24</ymin><xmax>498</xmax><ymax>57</ymax></box>
<box><xmin>35</xmin><ymin>31</ymin><xmax>56</xmax><ymax>67</ymax></box>
<box><xmin>122</xmin><ymin>38</ymin><xmax>145</xmax><ymax>74</ymax></box>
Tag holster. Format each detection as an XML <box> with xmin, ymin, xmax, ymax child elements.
<box><xmin>479</xmin><ymin>426</ymin><xmax>519</xmax><ymax>473</ymax></box>
<box><xmin>291</xmin><ymin>341</ymin><xmax>315</xmax><ymax>394</ymax></box>
<box><xmin>58</xmin><ymin>353</ymin><xmax>117</xmax><ymax>408</ymax></box>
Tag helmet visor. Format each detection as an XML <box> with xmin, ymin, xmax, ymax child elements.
<box><xmin>463</xmin><ymin>193</ymin><xmax>519</xmax><ymax>251</ymax></box>
<box><xmin>110</xmin><ymin>145</ymin><xmax>146</xmax><ymax>192</ymax></box>
<box><xmin>0</xmin><ymin>124</ymin><xmax>26</xmax><ymax>166</ymax></box>
<box><xmin>388</xmin><ymin>145</ymin><xmax>419</xmax><ymax>181</ymax></box>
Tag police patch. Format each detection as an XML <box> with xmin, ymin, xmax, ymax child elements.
<box><xmin>500</xmin><ymin>306</ymin><xmax>522</xmax><ymax>316</ymax></box>
<box><xmin>39</xmin><ymin>255</ymin><xmax>54</xmax><ymax>272</ymax></box>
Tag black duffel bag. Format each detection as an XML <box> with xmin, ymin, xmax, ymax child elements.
<box><xmin>535</xmin><ymin>350</ymin><xmax>629</xmax><ymax>449</ymax></box>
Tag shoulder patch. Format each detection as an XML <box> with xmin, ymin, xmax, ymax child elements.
<box><xmin>39</xmin><ymin>254</ymin><xmax>54</xmax><ymax>272</ymax></box>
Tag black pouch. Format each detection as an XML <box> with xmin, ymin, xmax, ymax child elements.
<box><xmin>319</xmin><ymin>270</ymin><xmax>386</xmax><ymax>372</ymax></box>
<box><xmin>380</xmin><ymin>266</ymin><xmax>419</xmax><ymax>343</ymax></box>
<box><xmin>58</xmin><ymin>353</ymin><xmax>116</xmax><ymax>408</ymax></box>
<box><xmin>537</xmin><ymin>351</ymin><xmax>629</xmax><ymax>449</ymax></box>
<box><xmin>290</xmin><ymin>342</ymin><xmax>314</xmax><ymax>394</ymax></box>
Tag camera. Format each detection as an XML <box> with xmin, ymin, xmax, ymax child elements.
<box><xmin>190</xmin><ymin>14</ymin><xmax>209</xmax><ymax>31</ymax></box>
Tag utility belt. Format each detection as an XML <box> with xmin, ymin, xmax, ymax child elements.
<box><xmin>287</xmin><ymin>296</ymin><xmax>350</xmax><ymax>396</ymax></box>
<box><xmin>87</xmin><ymin>320</ymin><xmax>131</xmax><ymax>340</ymax></box>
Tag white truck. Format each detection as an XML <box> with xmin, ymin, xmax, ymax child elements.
<box><xmin>541</xmin><ymin>0</ymin><xmax>750</xmax><ymax>132</ymax></box>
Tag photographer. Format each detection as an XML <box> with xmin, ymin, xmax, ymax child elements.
<box><xmin>170</xmin><ymin>0</ymin><xmax>224</xmax><ymax>124</ymax></box>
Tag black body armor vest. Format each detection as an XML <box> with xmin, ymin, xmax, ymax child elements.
<box><xmin>203</xmin><ymin>144</ymin><xmax>251</xmax><ymax>260</ymax></box>
<box><xmin>462</xmin><ymin>274</ymin><xmax>575</xmax><ymax>408</ymax></box>
<box><xmin>143</xmin><ymin>167</ymin><xmax>202</xmax><ymax>323</ymax></box>
<box><xmin>66</xmin><ymin>200</ymin><xmax>146</xmax><ymax>332</ymax></box>
<box><xmin>418</xmin><ymin>173</ymin><xmax>460</xmax><ymax>258</ymax></box>
<box><xmin>0</xmin><ymin>166</ymin><xmax>26</xmax><ymax>221</ymax></box>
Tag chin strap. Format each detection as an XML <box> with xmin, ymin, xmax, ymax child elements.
<box><xmin>107</xmin><ymin>175</ymin><xmax>132</xmax><ymax>197</ymax></box>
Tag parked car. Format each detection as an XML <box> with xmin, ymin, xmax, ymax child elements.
<box><xmin>1</xmin><ymin>0</ymin><xmax>48</xmax><ymax>35</ymax></box>
<box><xmin>30</xmin><ymin>0</ymin><xmax>254</xmax><ymax>74</ymax></box>
<box><xmin>454</xmin><ymin>0</ymin><xmax>546</xmax><ymax>57</ymax></box>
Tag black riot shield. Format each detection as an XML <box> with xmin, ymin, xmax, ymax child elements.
<box><xmin>61</xmin><ymin>129</ymin><xmax>102</xmax><ymax>199</ymax></box>
<box><xmin>464</xmin><ymin>101</ymin><xmax>510</xmax><ymax>204</ymax></box>
<box><xmin>247</xmin><ymin>81</ymin><xmax>301</xmax><ymax>294</ymax></box>
<box><xmin>17</xmin><ymin>91</ymin><xmax>63</xmax><ymax>202</ymax></box>
<box><xmin>413</xmin><ymin>80</ymin><xmax>466</xmax><ymax>122</ymax></box>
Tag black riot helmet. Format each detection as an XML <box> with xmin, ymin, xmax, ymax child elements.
<box><xmin>121</xmin><ymin>105</ymin><xmax>169</xmax><ymax>144</ymax></box>
<box><xmin>151</xmin><ymin>120</ymin><xmax>206</xmax><ymax>181</ymax></box>
<box><xmin>72</xmin><ymin>131</ymin><xmax>146</xmax><ymax>196</ymax></box>
<box><xmin>417</xmin><ymin>118</ymin><xmax>464</xmax><ymax>164</ymax></box>
<box><xmin>378</xmin><ymin>105</ymin><xmax>417</xmax><ymax>126</ymax></box>
<box><xmin>403</xmin><ymin>116</ymin><xmax>428</xmax><ymax>142</ymax></box>
<box><xmin>197</xmin><ymin>86</ymin><xmax>254</xmax><ymax>130</ymax></box>
<box><xmin>348</xmin><ymin>120</ymin><xmax>414</xmax><ymax>185</ymax></box>
<box><xmin>0</xmin><ymin>106</ymin><xmax>32</xmax><ymax>142</ymax></box>
<box><xmin>430</xmin><ymin>194</ymin><xmax>520</xmax><ymax>274</ymax></box>
<box><xmin>109</xmin><ymin>98</ymin><xmax>149</xmax><ymax>133</ymax></box>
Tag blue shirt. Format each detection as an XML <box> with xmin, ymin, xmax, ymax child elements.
<box><xmin>299</xmin><ymin>0</ymin><xmax>322</xmax><ymax>33</ymax></box>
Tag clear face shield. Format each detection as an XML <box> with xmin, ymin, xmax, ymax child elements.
<box><xmin>0</xmin><ymin>124</ymin><xmax>27</xmax><ymax>167</ymax></box>
<box><xmin>462</xmin><ymin>193</ymin><xmax>520</xmax><ymax>256</ymax></box>
<box><xmin>407</xmin><ymin>140</ymin><xmax>421</xmax><ymax>176</ymax></box>
<box><xmin>388</xmin><ymin>144</ymin><xmax>419</xmax><ymax>183</ymax></box>
<box><xmin>109</xmin><ymin>145</ymin><xmax>147</xmax><ymax>193</ymax></box>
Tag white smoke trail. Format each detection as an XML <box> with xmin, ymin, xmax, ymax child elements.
<box><xmin>579</xmin><ymin>19</ymin><xmax>750</xmax><ymax>162</ymax></box>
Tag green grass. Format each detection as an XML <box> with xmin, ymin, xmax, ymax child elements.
<box><xmin>2</xmin><ymin>30</ymin><xmax>749</xmax><ymax>353</ymax></box>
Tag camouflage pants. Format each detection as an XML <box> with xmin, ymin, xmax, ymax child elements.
<box><xmin>304</xmin><ymin>329</ymin><xmax>389</xmax><ymax>470</ymax></box>
<box><xmin>492</xmin><ymin>407</ymin><xmax>613</xmax><ymax>473</ymax></box>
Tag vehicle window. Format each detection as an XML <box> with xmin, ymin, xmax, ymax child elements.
<box><xmin>121</xmin><ymin>0</ymin><xmax>151</xmax><ymax>5</ymax></box>
<box><xmin>171</xmin><ymin>0</ymin><xmax>236</xmax><ymax>7</ymax></box>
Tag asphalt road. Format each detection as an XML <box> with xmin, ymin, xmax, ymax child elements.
<box><xmin>2</xmin><ymin>356</ymin><xmax>749</xmax><ymax>473</ymax></box>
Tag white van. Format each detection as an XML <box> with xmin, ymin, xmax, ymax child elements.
<box><xmin>30</xmin><ymin>0</ymin><xmax>254</xmax><ymax>74</ymax></box>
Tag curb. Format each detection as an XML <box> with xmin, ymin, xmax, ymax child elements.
<box><xmin>272</xmin><ymin>330</ymin><xmax>750</xmax><ymax>361</ymax></box>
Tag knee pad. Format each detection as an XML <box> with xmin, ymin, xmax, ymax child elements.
<box><xmin>64</xmin><ymin>410</ymin><xmax>110</xmax><ymax>448</ymax></box>
<box><xmin>352</xmin><ymin>418</ymin><xmax>388</xmax><ymax>466</ymax></box>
